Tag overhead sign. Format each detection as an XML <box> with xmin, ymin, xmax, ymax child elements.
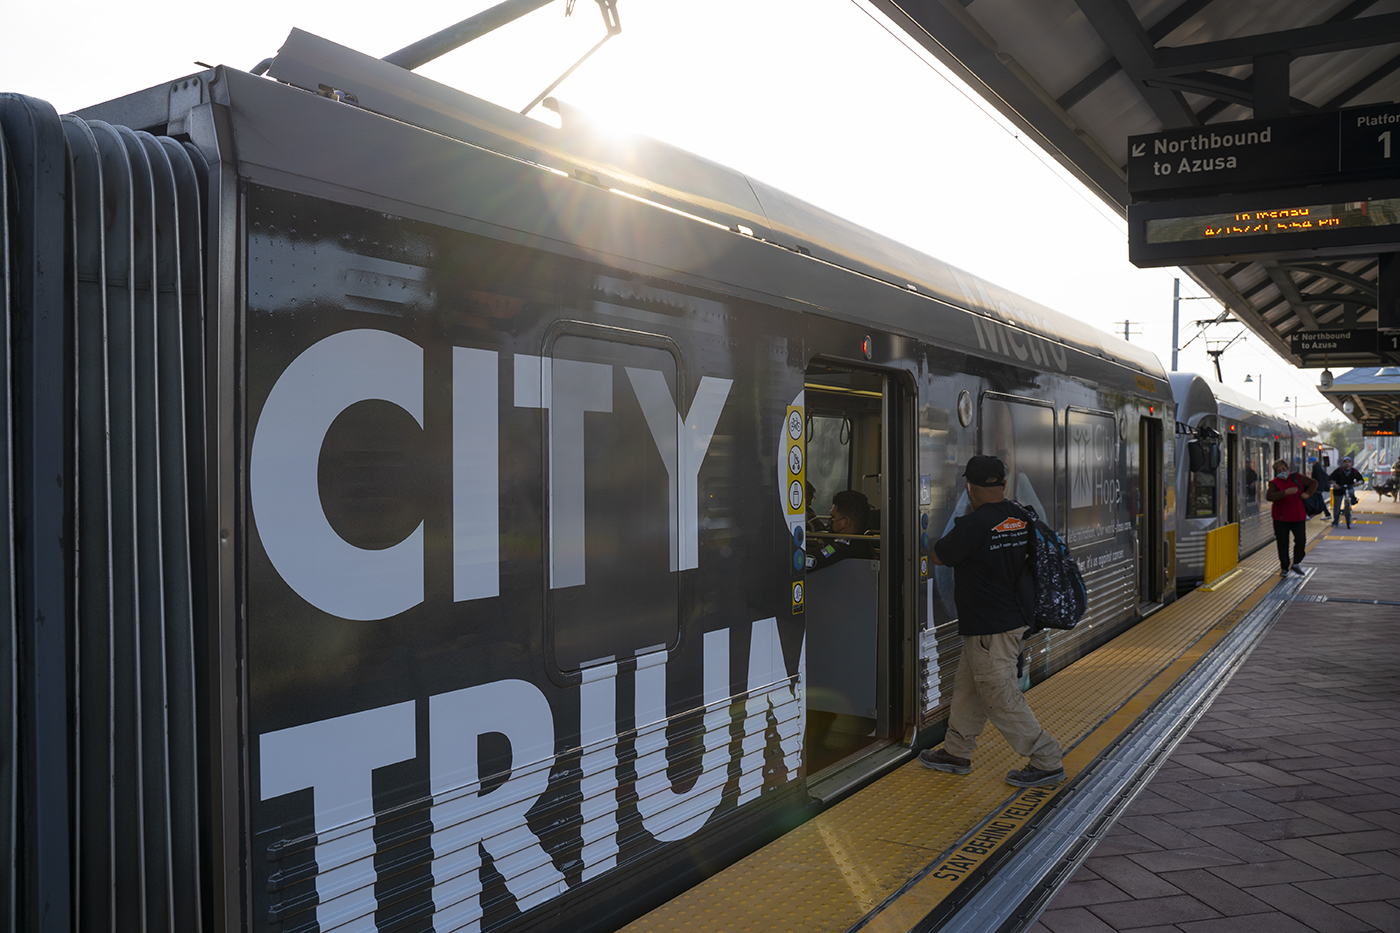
<box><xmin>1128</xmin><ymin>103</ymin><xmax>1400</xmax><ymax>199</ymax></box>
<box><xmin>1288</xmin><ymin>329</ymin><xmax>1378</xmax><ymax>356</ymax></box>
<box><xmin>1362</xmin><ymin>417</ymin><xmax>1399</xmax><ymax>436</ymax></box>
<box><xmin>1128</xmin><ymin>177</ymin><xmax>1400</xmax><ymax>266</ymax></box>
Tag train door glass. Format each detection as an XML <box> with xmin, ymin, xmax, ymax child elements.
<box><xmin>984</xmin><ymin>395</ymin><xmax>1054</xmax><ymax>520</ymax></box>
<box><xmin>1138</xmin><ymin>417</ymin><xmax>1163</xmax><ymax>604</ymax></box>
<box><xmin>1227</xmin><ymin>433</ymin><xmax>1239</xmax><ymax>524</ymax></box>
<box><xmin>801</xmin><ymin>364</ymin><xmax>905</xmax><ymax>777</ymax></box>
<box><xmin>1244</xmin><ymin>439</ymin><xmax>1266</xmax><ymax>514</ymax></box>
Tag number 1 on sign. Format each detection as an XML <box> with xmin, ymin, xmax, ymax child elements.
<box><xmin>1381</xmin><ymin>130</ymin><xmax>1392</xmax><ymax>159</ymax></box>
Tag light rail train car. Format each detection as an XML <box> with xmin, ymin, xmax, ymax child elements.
<box><xmin>1171</xmin><ymin>373</ymin><xmax>1308</xmax><ymax>589</ymax></box>
<box><xmin>0</xmin><ymin>31</ymin><xmax>1176</xmax><ymax>933</ymax></box>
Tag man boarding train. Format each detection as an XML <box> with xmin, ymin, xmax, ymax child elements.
<box><xmin>803</xmin><ymin>457</ymin><xmax>1065</xmax><ymax>788</ymax></box>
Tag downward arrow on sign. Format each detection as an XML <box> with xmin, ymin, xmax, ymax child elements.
<box><xmin>1131</xmin><ymin>142</ymin><xmax>1146</xmax><ymax>157</ymax></box>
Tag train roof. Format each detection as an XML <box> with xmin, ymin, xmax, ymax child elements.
<box><xmin>1201</xmin><ymin>377</ymin><xmax>1294</xmax><ymax>432</ymax></box>
<box><xmin>1168</xmin><ymin>373</ymin><xmax>1217</xmax><ymax>426</ymax></box>
<box><xmin>1170</xmin><ymin>372</ymin><xmax>1289</xmax><ymax>426</ymax></box>
<box><xmin>203</xmin><ymin>29</ymin><xmax>1167</xmax><ymax>385</ymax></box>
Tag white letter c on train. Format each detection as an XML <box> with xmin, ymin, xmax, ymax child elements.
<box><xmin>250</xmin><ymin>328</ymin><xmax>425</xmax><ymax>620</ymax></box>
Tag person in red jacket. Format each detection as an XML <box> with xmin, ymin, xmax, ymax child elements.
<box><xmin>1266</xmin><ymin>457</ymin><xmax>1318</xmax><ymax>578</ymax></box>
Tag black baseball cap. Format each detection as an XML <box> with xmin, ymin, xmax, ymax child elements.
<box><xmin>962</xmin><ymin>455</ymin><xmax>1007</xmax><ymax>487</ymax></box>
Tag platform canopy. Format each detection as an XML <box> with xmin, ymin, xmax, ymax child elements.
<box><xmin>873</xmin><ymin>0</ymin><xmax>1400</xmax><ymax>371</ymax></box>
<box><xmin>1319</xmin><ymin>365</ymin><xmax>1400</xmax><ymax>430</ymax></box>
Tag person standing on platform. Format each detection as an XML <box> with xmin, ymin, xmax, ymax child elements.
<box><xmin>1266</xmin><ymin>458</ymin><xmax>1317</xmax><ymax>578</ymax></box>
<box><xmin>919</xmin><ymin>455</ymin><xmax>1065</xmax><ymax>789</ymax></box>
<box><xmin>1309</xmin><ymin>456</ymin><xmax>1331</xmax><ymax>519</ymax></box>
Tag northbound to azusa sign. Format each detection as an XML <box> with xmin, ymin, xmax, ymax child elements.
<box><xmin>1128</xmin><ymin>103</ymin><xmax>1400</xmax><ymax>199</ymax></box>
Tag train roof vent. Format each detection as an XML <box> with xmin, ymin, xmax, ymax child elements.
<box><xmin>1376</xmin><ymin>366</ymin><xmax>1400</xmax><ymax>377</ymax></box>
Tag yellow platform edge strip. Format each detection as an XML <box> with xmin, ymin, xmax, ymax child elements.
<box><xmin>857</xmin><ymin>563</ymin><xmax>1283</xmax><ymax>933</ymax></box>
<box><xmin>620</xmin><ymin>521</ymin><xmax>1328</xmax><ymax>933</ymax></box>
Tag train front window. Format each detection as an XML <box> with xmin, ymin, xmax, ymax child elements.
<box><xmin>1187</xmin><ymin>468</ymin><xmax>1216</xmax><ymax>518</ymax></box>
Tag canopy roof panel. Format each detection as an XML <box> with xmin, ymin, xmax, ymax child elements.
<box><xmin>873</xmin><ymin>0</ymin><xmax>1400</xmax><ymax>390</ymax></box>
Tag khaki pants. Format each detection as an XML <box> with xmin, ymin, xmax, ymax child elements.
<box><xmin>944</xmin><ymin>627</ymin><xmax>1063</xmax><ymax>771</ymax></box>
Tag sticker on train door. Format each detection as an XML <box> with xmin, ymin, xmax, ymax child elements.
<box><xmin>785</xmin><ymin>405</ymin><xmax>806</xmax><ymax>518</ymax></box>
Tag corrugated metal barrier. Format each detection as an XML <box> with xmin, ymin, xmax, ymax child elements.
<box><xmin>0</xmin><ymin>94</ymin><xmax>207</xmax><ymax>933</ymax></box>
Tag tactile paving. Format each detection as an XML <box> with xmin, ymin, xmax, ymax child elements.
<box><xmin>619</xmin><ymin>519</ymin><xmax>1329</xmax><ymax>933</ymax></box>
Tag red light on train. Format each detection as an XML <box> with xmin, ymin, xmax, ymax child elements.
<box><xmin>860</xmin><ymin>336</ymin><xmax>872</xmax><ymax>360</ymax></box>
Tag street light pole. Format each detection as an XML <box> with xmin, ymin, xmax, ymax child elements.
<box><xmin>1172</xmin><ymin>278</ymin><xmax>1180</xmax><ymax>371</ymax></box>
<box><xmin>1244</xmin><ymin>373</ymin><xmax>1262</xmax><ymax>400</ymax></box>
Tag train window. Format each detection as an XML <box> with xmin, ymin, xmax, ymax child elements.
<box><xmin>1066</xmin><ymin>409</ymin><xmax>1127</xmax><ymax>562</ymax></box>
<box><xmin>806</xmin><ymin>413</ymin><xmax>852</xmax><ymax>520</ymax></box>
<box><xmin>1243</xmin><ymin>440</ymin><xmax>1265</xmax><ymax>508</ymax></box>
<box><xmin>982</xmin><ymin>396</ymin><xmax>1054</xmax><ymax>521</ymax></box>
<box><xmin>1186</xmin><ymin>463</ymin><xmax>1217</xmax><ymax>518</ymax></box>
<box><xmin>538</xmin><ymin>332</ymin><xmax>683</xmax><ymax>672</ymax></box>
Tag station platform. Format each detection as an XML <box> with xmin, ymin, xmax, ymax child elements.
<box><xmin>1031</xmin><ymin>498</ymin><xmax>1400</xmax><ymax>933</ymax></box>
<box><xmin>619</xmin><ymin>513</ymin><xmax>1348</xmax><ymax>933</ymax></box>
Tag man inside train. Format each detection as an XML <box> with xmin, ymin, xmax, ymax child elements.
<box><xmin>920</xmin><ymin>455</ymin><xmax>1065</xmax><ymax>789</ymax></box>
<box><xmin>804</xmin><ymin>490</ymin><xmax>878</xmax><ymax>573</ymax></box>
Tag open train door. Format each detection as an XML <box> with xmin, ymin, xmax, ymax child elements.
<box><xmin>799</xmin><ymin>363</ymin><xmax>912</xmax><ymax>799</ymax></box>
<box><xmin>1138</xmin><ymin>416</ymin><xmax>1164</xmax><ymax>605</ymax></box>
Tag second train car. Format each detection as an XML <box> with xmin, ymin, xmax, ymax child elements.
<box><xmin>1171</xmin><ymin>374</ymin><xmax>1315</xmax><ymax>590</ymax></box>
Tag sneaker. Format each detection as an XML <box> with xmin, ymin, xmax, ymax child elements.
<box><xmin>1279</xmin><ymin>569</ymin><xmax>1289</xmax><ymax>578</ymax></box>
<box><xmin>1290</xmin><ymin>564</ymin><xmax>1305</xmax><ymax>576</ymax></box>
<box><xmin>1006</xmin><ymin>765</ymin><xmax>1066</xmax><ymax>788</ymax></box>
<box><xmin>919</xmin><ymin>748</ymin><xmax>971</xmax><ymax>775</ymax></box>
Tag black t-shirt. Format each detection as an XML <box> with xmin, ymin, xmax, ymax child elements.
<box><xmin>933</xmin><ymin>500</ymin><xmax>1032</xmax><ymax>636</ymax></box>
<box><xmin>805</xmin><ymin>535</ymin><xmax>878</xmax><ymax>573</ymax></box>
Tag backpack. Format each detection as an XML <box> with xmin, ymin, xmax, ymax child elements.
<box><xmin>1013</xmin><ymin>503</ymin><xmax>1087</xmax><ymax>632</ymax></box>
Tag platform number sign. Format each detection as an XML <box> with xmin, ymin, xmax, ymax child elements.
<box><xmin>785</xmin><ymin>406</ymin><xmax>806</xmax><ymax>518</ymax></box>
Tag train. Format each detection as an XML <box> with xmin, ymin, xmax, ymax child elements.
<box><xmin>0</xmin><ymin>30</ymin><xmax>1319</xmax><ymax>933</ymax></box>
<box><xmin>1170</xmin><ymin>374</ymin><xmax>1315</xmax><ymax>590</ymax></box>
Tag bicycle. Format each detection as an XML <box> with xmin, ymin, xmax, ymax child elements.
<box><xmin>1332</xmin><ymin>485</ymin><xmax>1356</xmax><ymax>528</ymax></box>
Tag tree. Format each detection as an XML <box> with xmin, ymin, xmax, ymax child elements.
<box><xmin>1318</xmin><ymin>419</ymin><xmax>1363</xmax><ymax>458</ymax></box>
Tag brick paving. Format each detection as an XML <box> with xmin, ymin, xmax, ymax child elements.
<box><xmin>1030</xmin><ymin>502</ymin><xmax>1400</xmax><ymax>932</ymax></box>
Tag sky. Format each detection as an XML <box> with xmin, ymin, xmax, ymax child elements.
<box><xmin>0</xmin><ymin>0</ymin><xmax>1341</xmax><ymax>430</ymax></box>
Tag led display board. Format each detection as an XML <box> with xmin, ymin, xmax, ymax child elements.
<box><xmin>1128</xmin><ymin>178</ymin><xmax>1400</xmax><ymax>266</ymax></box>
<box><xmin>1362</xmin><ymin>417</ymin><xmax>1399</xmax><ymax>437</ymax></box>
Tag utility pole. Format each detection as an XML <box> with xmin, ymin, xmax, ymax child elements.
<box><xmin>1172</xmin><ymin>278</ymin><xmax>1180</xmax><ymax>371</ymax></box>
<box><xmin>1116</xmin><ymin>320</ymin><xmax>1142</xmax><ymax>341</ymax></box>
